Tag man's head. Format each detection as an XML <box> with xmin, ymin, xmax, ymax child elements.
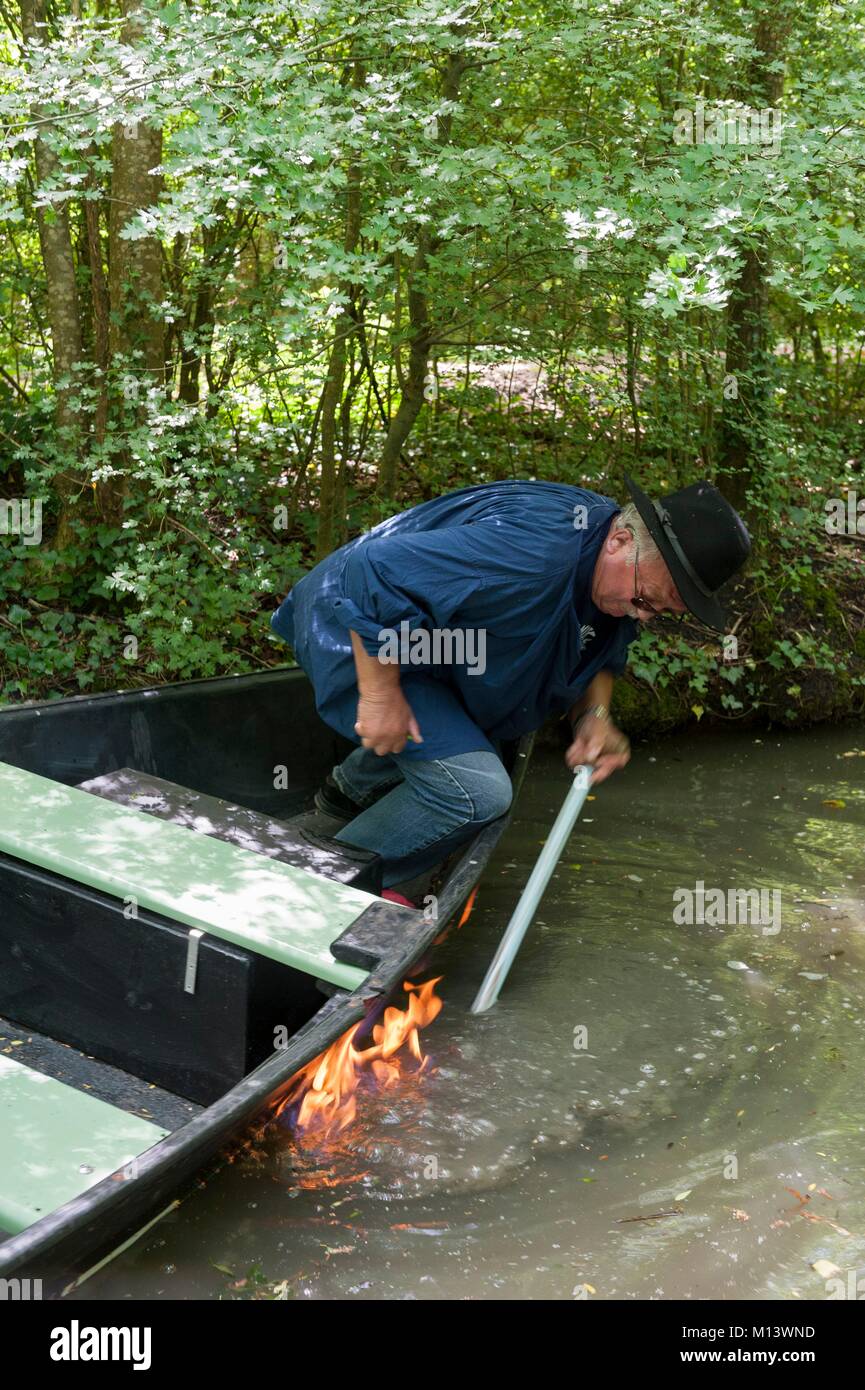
<box><xmin>591</xmin><ymin>504</ymin><xmax>687</xmax><ymax>622</ymax></box>
<box><xmin>592</xmin><ymin>477</ymin><xmax>751</xmax><ymax>631</ymax></box>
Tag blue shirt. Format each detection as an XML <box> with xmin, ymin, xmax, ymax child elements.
<box><xmin>271</xmin><ymin>481</ymin><xmax>638</xmax><ymax>758</ymax></box>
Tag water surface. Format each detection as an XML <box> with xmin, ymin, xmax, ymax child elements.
<box><xmin>71</xmin><ymin>726</ymin><xmax>865</xmax><ymax>1301</ymax></box>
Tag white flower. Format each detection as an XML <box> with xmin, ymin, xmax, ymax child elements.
<box><xmin>594</xmin><ymin>208</ymin><xmax>635</xmax><ymax>239</ymax></box>
<box><xmin>563</xmin><ymin>208</ymin><xmax>593</xmax><ymax>239</ymax></box>
<box><xmin>703</xmin><ymin>205</ymin><xmax>743</xmax><ymax>229</ymax></box>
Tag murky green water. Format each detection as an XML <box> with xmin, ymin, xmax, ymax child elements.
<box><xmin>71</xmin><ymin>726</ymin><xmax>865</xmax><ymax>1301</ymax></box>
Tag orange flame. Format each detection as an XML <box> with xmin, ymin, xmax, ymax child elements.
<box><xmin>457</xmin><ymin>887</ymin><xmax>478</xmax><ymax>929</ymax></box>
<box><xmin>435</xmin><ymin>887</ymin><xmax>479</xmax><ymax>945</ymax></box>
<box><xmin>276</xmin><ymin>978</ymin><xmax>443</xmax><ymax>1143</ymax></box>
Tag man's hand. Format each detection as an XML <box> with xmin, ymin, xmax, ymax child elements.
<box><xmin>565</xmin><ymin>710</ymin><xmax>630</xmax><ymax>784</ymax></box>
<box><xmin>349</xmin><ymin>628</ymin><xmax>423</xmax><ymax>755</ymax></box>
<box><xmin>355</xmin><ymin>690</ymin><xmax>423</xmax><ymax>756</ymax></box>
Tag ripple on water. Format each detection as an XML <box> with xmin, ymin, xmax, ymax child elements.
<box><xmin>69</xmin><ymin>728</ymin><xmax>865</xmax><ymax>1300</ymax></box>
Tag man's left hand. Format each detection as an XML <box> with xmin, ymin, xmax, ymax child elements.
<box><xmin>565</xmin><ymin>711</ymin><xmax>630</xmax><ymax>784</ymax></box>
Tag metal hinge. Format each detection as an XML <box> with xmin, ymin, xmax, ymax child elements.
<box><xmin>184</xmin><ymin>928</ymin><xmax>205</xmax><ymax>994</ymax></box>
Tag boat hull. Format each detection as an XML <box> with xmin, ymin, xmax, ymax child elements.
<box><xmin>0</xmin><ymin>669</ymin><xmax>532</xmax><ymax>1291</ymax></box>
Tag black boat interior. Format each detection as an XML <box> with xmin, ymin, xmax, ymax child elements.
<box><xmin>0</xmin><ymin>673</ymin><xmax>395</xmax><ymax>1132</ymax></box>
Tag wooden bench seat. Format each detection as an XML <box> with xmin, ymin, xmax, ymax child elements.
<box><xmin>0</xmin><ymin>1053</ymin><xmax>167</xmax><ymax>1235</ymax></box>
<box><xmin>0</xmin><ymin>761</ymin><xmax>370</xmax><ymax>991</ymax></box>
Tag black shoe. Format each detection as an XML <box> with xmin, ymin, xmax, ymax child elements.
<box><xmin>313</xmin><ymin>775</ymin><xmax>364</xmax><ymax>822</ymax></box>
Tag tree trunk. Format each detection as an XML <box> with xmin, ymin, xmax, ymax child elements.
<box><xmin>376</xmin><ymin>237</ymin><xmax>432</xmax><ymax>498</ymax></box>
<box><xmin>625</xmin><ymin>310</ymin><xmax>642</xmax><ymax>453</ymax></box>
<box><xmin>104</xmin><ymin>0</ymin><xmax>165</xmax><ymax>524</ymax></box>
<box><xmin>178</xmin><ymin>281</ymin><xmax>212</xmax><ymax>404</ymax></box>
<box><xmin>717</xmin><ymin>12</ymin><xmax>789</xmax><ymax>515</ymax></box>
<box><xmin>376</xmin><ymin>49</ymin><xmax>467</xmax><ymax>498</ymax></box>
<box><xmin>83</xmin><ymin>160</ymin><xmax>111</xmax><ymax>453</ymax></box>
<box><xmin>316</xmin><ymin>56</ymin><xmax>364</xmax><ymax>560</ymax></box>
<box><xmin>19</xmin><ymin>0</ymin><xmax>86</xmax><ymax>553</ymax></box>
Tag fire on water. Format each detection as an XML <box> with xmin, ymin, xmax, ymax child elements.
<box><xmin>275</xmin><ymin>978</ymin><xmax>443</xmax><ymax>1143</ymax></box>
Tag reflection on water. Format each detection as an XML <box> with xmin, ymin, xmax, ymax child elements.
<box><xmin>71</xmin><ymin>725</ymin><xmax>865</xmax><ymax>1301</ymax></box>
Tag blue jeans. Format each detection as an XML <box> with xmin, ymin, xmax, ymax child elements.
<box><xmin>332</xmin><ymin>745</ymin><xmax>512</xmax><ymax>888</ymax></box>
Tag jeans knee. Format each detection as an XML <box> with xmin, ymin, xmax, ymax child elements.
<box><xmin>440</xmin><ymin>753</ymin><xmax>512</xmax><ymax>826</ymax></box>
<box><xmin>477</xmin><ymin>765</ymin><xmax>513</xmax><ymax>822</ymax></box>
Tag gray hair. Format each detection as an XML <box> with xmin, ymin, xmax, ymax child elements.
<box><xmin>613</xmin><ymin>501</ymin><xmax>661</xmax><ymax>566</ymax></box>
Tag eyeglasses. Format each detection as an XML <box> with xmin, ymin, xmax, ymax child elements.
<box><xmin>633</xmin><ymin>544</ymin><xmax>686</xmax><ymax>622</ymax></box>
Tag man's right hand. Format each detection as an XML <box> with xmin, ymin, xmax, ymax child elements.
<box><xmin>565</xmin><ymin>710</ymin><xmax>630</xmax><ymax>784</ymax></box>
<box><xmin>355</xmin><ymin>690</ymin><xmax>423</xmax><ymax>756</ymax></box>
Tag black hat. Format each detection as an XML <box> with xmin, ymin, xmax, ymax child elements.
<box><xmin>623</xmin><ymin>475</ymin><xmax>750</xmax><ymax>632</ymax></box>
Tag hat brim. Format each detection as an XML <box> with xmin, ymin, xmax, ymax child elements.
<box><xmin>623</xmin><ymin>475</ymin><xmax>727</xmax><ymax>632</ymax></box>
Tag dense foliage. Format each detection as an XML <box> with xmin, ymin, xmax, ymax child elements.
<box><xmin>1</xmin><ymin>0</ymin><xmax>863</xmax><ymax>731</ymax></box>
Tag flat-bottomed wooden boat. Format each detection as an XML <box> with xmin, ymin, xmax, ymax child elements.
<box><xmin>0</xmin><ymin>669</ymin><xmax>530</xmax><ymax>1294</ymax></box>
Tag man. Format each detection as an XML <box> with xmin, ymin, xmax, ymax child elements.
<box><xmin>271</xmin><ymin>475</ymin><xmax>750</xmax><ymax>890</ymax></box>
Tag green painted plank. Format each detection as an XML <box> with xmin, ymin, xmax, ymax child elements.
<box><xmin>0</xmin><ymin>762</ymin><xmax>369</xmax><ymax>991</ymax></box>
<box><xmin>0</xmin><ymin>1053</ymin><xmax>167</xmax><ymax>1235</ymax></box>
